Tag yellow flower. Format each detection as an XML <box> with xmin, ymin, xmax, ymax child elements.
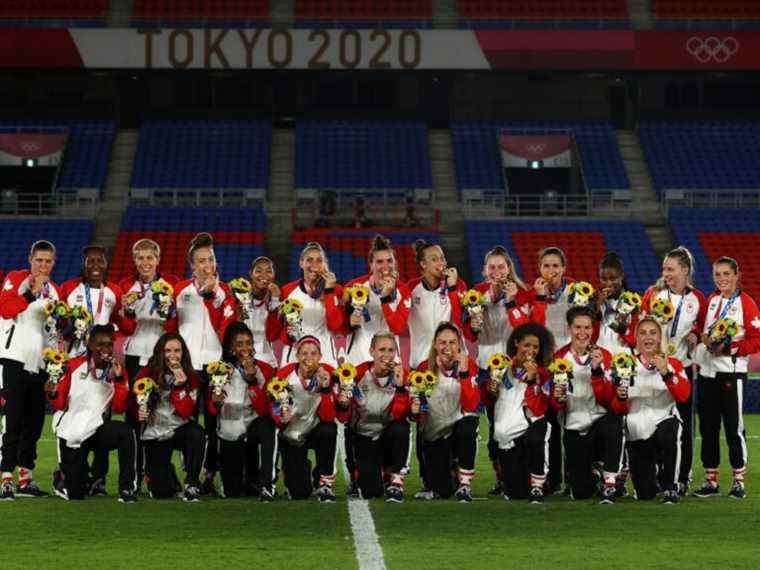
<box><xmin>612</xmin><ymin>353</ymin><xmax>634</xmax><ymax>370</ymax></box>
<box><xmin>337</xmin><ymin>363</ymin><xmax>357</xmax><ymax>382</ymax></box>
<box><xmin>280</xmin><ymin>298</ymin><xmax>304</xmax><ymax>316</ymax></box>
<box><xmin>349</xmin><ymin>285</ymin><xmax>369</xmax><ymax>305</ymax></box>
<box><xmin>621</xmin><ymin>291</ymin><xmax>642</xmax><ymax>308</ymax></box>
<box><xmin>71</xmin><ymin>306</ymin><xmax>92</xmax><ymax>322</ymax></box>
<box><xmin>54</xmin><ymin>301</ymin><xmax>70</xmax><ymax>318</ymax></box>
<box><xmin>575</xmin><ymin>282</ymin><xmax>594</xmax><ymax>297</ymax></box>
<box><xmin>206</xmin><ymin>361</ymin><xmax>220</xmax><ymax>375</ymax></box>
<box><xmin>44</xmin><ymin>301</ymin><xmax>56</xmax><ymax>316</ymax></box>
<box><xmin>267</xmin><ymin>378</ymin><xmax>289</xmax><ymax>398</ymax></box>
<box><xmin>461</xmin><ymin>289</ymin><xmax>483</xmax><ymax>307</ymax></box>
<box><xmin>422</xmin><ymin>371</ymin><xmax>437</xmax><ymax>387</ymax></box>
<box><xmin>408</xmin><ymin>371</ymin><xmax>426</xmax><ymax>392</ymax></box>
<box><xmin>52</xmin><ymin>352</ymin><xmax>67</xmax><ymax>365</ymax></box>
<box><xmin>549</xmin><ymin>358</ymin><xmax>573</xmax><ymax>374</ymax></box>
<box><xmin>42</xmin><ymin>348</ymin><xmax>54</xmax><ymax>360</ymax></box>
<box><xmin>230</xmin><ymin>277</ymin><xmax>252</xmax><ymax>294</ymax></box>
<box><xmin>133</xmin><ymin>377</ymin><xmax>156</xmax><ymax>397</ymax></box>
<box><xmin>217</xmin><ymin>362</ymin><xmax>234</xmax><ymax>376</ymax></box>
<box><xmin>487</xmin><ymin>352</ymin><xmax>510</xmax><ymax>370</ymax></box>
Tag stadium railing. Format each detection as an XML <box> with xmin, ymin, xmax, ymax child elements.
<box><xmin>662</xmin><ymin>189</ymin><xmax>760</xmax><ymax>213</ymax></box>
<box><xmin>128</xmin><ymin>188</ymin><xmax>265</xmax><ymax>207</ymax></box>
<box><xmin>462</xmin><ymin>192</ymin><xmax>633</xmax><ymax>218</ymax></box>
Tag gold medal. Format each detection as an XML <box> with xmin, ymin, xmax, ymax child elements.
<box><xmin>667</xmin><ymin>342</ymin><xmax>677</xmax><ymax>356</ymax></box>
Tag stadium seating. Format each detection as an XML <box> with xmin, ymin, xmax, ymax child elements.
<box><xmin>456</xmin><ymin>0</ymin><xmax>629</xmax><ymax>29</ymax></box>
<box><xmin>295</xmin><ymin>120</ymin><xmax>433</xmax><ymax>197</ymax></box>
<box><xmin>0</xmin><ymin>219</ymin><xmax>93</xmax><ymax>283</ymax></box>
<box><xmin>294</xmin><ymin>1</ymin><xmax>432</xmax><ymax>28</ymax></box>
<box><xmin>290</xmin><ymin>227</ymin><xmax>439</xmax><ymax>284</ymax></box>
<box><xmin>451</xmin><ymin>121</ymin><xmax>629</xmax><ymax>199</ymax></box>
<box><xmin>0</xmin><ymin>0</ymin><xmax>107</xmax><ymax>27</ymax></box>
<box><xmin>132</xmin><ymin>0</ymin><xmax>270</xmax><ymax>27</ymax></box>
<box><xmin>668</xmin><ymin>207</ymin><xmax>760</xmax><ymax>302</ymax></box>
<box><xmin>110</xmin><ymin>206</ymin><xmax>266</xmax><ymax>282</ymax></box>
<box><xmin>639</xmin><ymin>122</ymin><xmax>760</xmax><ymax>196</ymax></box>
<box><xmin>465</xmin><ymin>219</ymin><xmax>660</xmax><ymax>293</ymax></box>
<box><xmin>130</xmin><ymin>120</ymin><xmax>271</xmax><ymax>192</ymax></box>
<box><xmin>0</xmin><ymin>121</ymin><xmax>116</xmax><ymax>194</ymax></box>
<box><xmin>654</xmin><ymin>1</ymin><xmax>760</xmax><ymax>29</ymax></box>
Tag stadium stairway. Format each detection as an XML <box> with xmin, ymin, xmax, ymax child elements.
<box><xmin>272</xmin><ymin>0</ymin><xmax>295</xmax><ymax>26</ymax></box>
<box><xmin>108</xmin><ymin>0</ymin><xmax>132</xmax><ymax>27</ymax></box>
<box><xmin>429</xmin><ymin>129</ymin><xmax>469</xmax><ymax>279</ymax></box>
<box><xmin>433</xmin><ymin>0</ymin><xmax>458</xmax><ymax>28</ymax></box>
<box><xmin>616</xmin><ymin>130</ymin><xmax>674</xmax><ymax>257</ymax></box>
<box><xmin>91</xmin><ymin>129</ymin><xmax>139</xmax><ymax>249</ymax></box>
<box><xmin>627</xmin><ymin>0</ymin><xmax>654</xmax><ymax>29</ymax></box>
<box><xmin>265</xmin><ymin>127</ymin><xmax>297</xmax><ymax>280</ymax></box>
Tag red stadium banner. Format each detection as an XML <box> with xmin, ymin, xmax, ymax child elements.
<box><xmin>0</xmin><ymin>29</ymin><xmax>759</xmax><ymax>71</ymax></box>
<box><xmin>500</xmin><ymin>134</ymin><xmax>572</xmax><ymax>168</ymax></box>
<box><xmin>0</xmin><ymin>133</ymin><xmax>67</xmax><ymax>166</ymax></box>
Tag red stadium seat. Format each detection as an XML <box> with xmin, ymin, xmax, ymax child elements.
<box><xmin>132</xmin><ymin>0</ymin><xmax>270</xmax><ymax>23</ymax></box>
<box><xmin>294</xmin><ymin>0</ymin><xmax>432</xmax><ymax>22</ymax></box>
<box><xmin>0</xmin><ymin>0</ymin><xmax>107</xmax><ymax>21</ymax></box>
<box><xmin>654</xmin><ymin>1</ymin><xmax>760</xmax><ymax>20</ymax></box>
<box><xmin>456</xmin><ymin>0</ymin><xmax>628</xmax><ymax>22</ymax></box>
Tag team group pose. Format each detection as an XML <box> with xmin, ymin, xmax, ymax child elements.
<box><xmin>0</xmin><ymin>234</ymin><xmax>757</xmax><ymax>505</ymax></box>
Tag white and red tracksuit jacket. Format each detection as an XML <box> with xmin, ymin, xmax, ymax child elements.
<box><xmin>525</xmin><ymin>280</ymin><xmax>575</xmax><ymax>348</ymax></box>
<box><xmin>233</xmin><ymin>291</ymin><xmax>281</xmax><ymax>368</ymax></box>
<box><xmin>119</xmin><ymin>274</ymin><xmax>178</xmax><ymax>366</ymax></box>
<box><xmin>61</xmin><ymin>279</ymin><xmax>128</xmax><ymax>357</ymax></box>
<box><xmin>273</xmin><ymin>362</ymin><xmax>339</xmax><ymax>446</ymax></box>
<box><xmin>406</xmin><ymin>277</ymin><xmax>466</xmax><ymax>369</ymax></box>
<box><xmin>641</xmin><ymin>286</ymin><xmax>707</xmax><ymax>366</ymax></box>
<box><xmin>549</xmin><ymin>345</ymin><xmax>615</xmax><ymax>434</ymax></box>
<box><xmin>132</xmin><ymin>367</ymin><xmax>200</xmax><ymax>441</ymax></box>
<box><xmin>278</xmin><ymin>281</ymin><xmax>345</xmax><ymax>367</ymax></box>
<box><xmin>344</xmin><ymin>361</ymin><xmax>411</xmax><ymax>440</ymax></box>
<box><xmin>482</xmin><ymin>365</ymin><xmax>550</xmax><ymax>451</ymax></box>
<box><xmin>610</xmin><ymin>356</ymin><xmax>690</xmax><ymax>442</ymax></box>
<box><xmin>595</xmin><ymin>295</ymin><xmax>639</xmax><ymax>354</ymax></box>
<box><xmin>167</xmin><ymin>279</ymin><xmax>236</xmax><ymax>371</ymax></box>
<box><xmin>695</xmin><ymin>290</ymin><xmax>760</xmax><ymax>377</ymax></box>
<box><xmin>342</xmin><ymin>275</ymin><xmax>411</xmax><ymax>366</ymax></box>
<box><xmin>48</xmin><ymin>355</ymin><xmax>129</xmax><ymax>448</ymax></box>
<box><xmin>414</xmin><ymin>357</ymin><xmax>480</xmax><ymax>442</ymax></box>
<box><xmin>463</xmin><ymin>282</ymin><xmax>532</xmax><ymax>370</ymax></box>
<box><xmin>0</xmin><ymin>270</ymin><xmax>63</xmax><ymax>373</ymax></box>
<box><xmin>206</xmin><ymin>359</ymin><xmax>275</xmax><ymax>442</ymax></box>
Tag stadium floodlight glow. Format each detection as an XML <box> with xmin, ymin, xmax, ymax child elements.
<box><xmin>528</xmin><ymin>160</ymin><xmax>543</xmax><ymax>169</ymax></box>
<box><xmin>23</xmin><ymin>158</ymin><xmax>38</xmax><ymax>167</ymax></box>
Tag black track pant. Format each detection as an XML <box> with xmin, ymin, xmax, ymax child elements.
<box><xmin>498</xmin><ymin>418</ymin><xmax>550</xmax><ymax>500</ymax></box>
<box><xmin>627</xmin><ymin>416</ymin><xmax>682</xmax><ymax>500</ymax></box>
<box><xmin>343</xmin><ymin>424</ymin><xmax>357</xmax><ymax>479</ymax></box>
<box><xmin>0</xmin><ymin>359</ymin><xmax>46</xmax><ymax>472</ymax></box>
<box><xmin>144</xmin><ymin>422</ymin><xmax>206</xmax><ymax>498</ymax></box>
<box><xmin>280</xmin><ymin>422</ymin><xmax>337</xmax><ymax>500</ymax></box>
<box><xmin>421</xmin><ymin>415</ymin><xmax>478</xmax><ymax>499</ymax></box>
<box><xmin>564</xmin><ymin>413</ymin><xmax>625</xmax><ymax>500</ymax></box>
<box><xmin>58</xmin><ymin>420</ymin><xmax>137</xmax><ymax>500</ymax></box>
<box><xmin>219</xmin><ymin>417</ymin><xmax>278</xmax><ymax>498</ymax></box>
<box><xmin>353</xmin><ymin>421</ymin><xmax>411</xmax><ymax>498</ymax></box>
<box><xmin>674</xmin><ymin>366</ymin><xmax>696</xmax><ymax>485</ymax></box>
<box><xmin>196</xmin><ymin>369</ymin><xmax>217</xmax><ymax>473</ymax></box>
<box><xmin>545</xmin><ymin>406</ymin><xmax>563</xmax><ymax>490</ymax></box>
<box><xmin>698</xmin><ymin>373</ymin><xmax>748</xmax><ymax>470</ymax></box>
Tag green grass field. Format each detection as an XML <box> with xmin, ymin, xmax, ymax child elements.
<box><xmin>4</xmin><ymin>414</ymin><xmax>760</xmax><ymax>570</ymax></box>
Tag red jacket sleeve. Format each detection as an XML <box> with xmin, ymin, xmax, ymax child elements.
<box><xmin>111</xmin><ymin>371</ymin><xmax>130</xmax><ymax>415</ymax></box>
<box><xmin>525</xmin><ymin>289</ymin><xmax>547</xmax><ymax>326</ymax></box>
<box><xmin>324</xmin><ymin>285</ymin><xmax>345</xmax><ymax>334</ymax></box>
<box><xmin>610</xmin><ymin>396</ymin><xmax>629</xmax><ymax>415</ymax></box>
<box><xmin>277</xmin><ymin>282</ymin><xmax>300</xmax><ymax>347</ymax></box>
<box><xmin>250</xmin><ymin>385</ymin><xmax>271</xmax><ymax>418</ymax></box>
<box><xmin>47</xmin><ymin>366</ymin><xmax>73</xmax><ymax>411</ymax></box>
<box><xmin>524</xmin><ymin>382</ymin><xmax>549</xmax><ymax>417</ymax></box>
<box><xmin>458</xmin><ymin>358</ymin><xmax>481</xmax><ymax>413</ymax></box>
<box><xmin>447</xmin><ymin>278</ymin><xmax>467</xmax><ymax>328</ymax></box>
<box><xmin>731</xmin><ymin>294</ymin><xmax>760</xmax><ymax>357</ymax></box>
<box><xmin>692</xmin><ymin>289</ymin><xmax>708</xmax><ymax>337</ymax></box>
<box><xmin>381</xmin><ymin>282</ymin><xmax>411</xmax><ymax>335</ymax></box>
<box><xmin>0</xmin><ymin>271</ymin><xmax>33</xmax><ymax>320</ymax></box>
<box><xmin>665</xmin><ymin>358</ymin><xmax>691</xmax><ymax>404</ymax></box>
<box><xmin>266</xmin><ymin>305</ymin><xmax>283</xmax><ymax>342</ymax></box>
<box><xmin>318</xmin><ymin>391</ymin><xmax>337</xmax><ymax>423</ymax></box>
<box><xmin>640</xmin><ymin>286</ymin><xmax>655</xmax><ymax>315</ymax></box>
<box><xmin>390</xmin><ymin>389</ymin><xmax>411</xmax><ymax>421</ymax></box>
<box><xmin>170</xmin><ymin>371</ymin><xmax>200</xmax><ymax>420</ymax></box>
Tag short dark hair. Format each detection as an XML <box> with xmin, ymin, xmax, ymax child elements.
<box><xmin>506</xmin><ymin>323</ymin><xmax>555</xmax><ymax>367</ymax></box>
<box><xmin>566</xmin><ymin>305</ymin><xmax>597</xmax><ymax>327</ymax></box>
<box><xmin>90</xmin><ymin>323</ymin><xmax>114</xmax><ymax>340</ymax></box>
<box><xmin>222</xmin><ymin>321</ymin><xmax>254</xmax><ymax>362</ymax></box>
<box><xmin>30</xmin><ymin>240</ymin><xmax>56</xmax><ymax>257</ymax></box>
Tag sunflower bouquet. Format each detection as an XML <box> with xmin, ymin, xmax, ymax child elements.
<box><xmin>461</xmin><ymin>289</ymin><xmax>487</xmax><ymax>331</ymax></box>
<box><xmin>68</xmin><ymin>305</ymin><xmax>92</xmax><ymax>353</ymax></box>
<box><xmin>43</xmin><ymin>300</ymin><xmax>70</xmax><ymax>334</ymax></box>
<box><xmin>279</xmin><ymin>298</ymin><xmax>304</xmax><ymax>340</ymax></box>
<box><xmin>409</xmin><ymin>370</ymin><xmax>437</xmax><ymax>412</ymax></box>
<box><xmin>610</xmin><ymin>290</ymin><xmax>642</xmax><ymax>334</ymax></box>
<box><xmin>568</xmin><ymin>282</ymin><xmax>595</xmax><ymax>307</ymax></box>
<box><xmin>487</xmin><ymin>352</ymin><xmax>512</xmax><ymax>386</ymax></box>
<box><xmin>133</xmin><ymin>377</ymin><xmax>159</xmax><ymax>416</ymax></box>
<box><xmin>611</xmin><ymin>353</ymin><xmax>636</xmax><ymax>399</ymax></box>
<box><xmin>548</xmin><ymin>357</ymin><xmax>574</xmax><ymax>402</ymax></box>
<box><xmin>42</xmin><ymin>348</ymin><xmax>69</xmax><ymax>388</ymax></box>
<box><xmin>346</xmin><ymin>284</ymin><xmax>371</xmax><ymax>327</ymax></box>
<box><xmin>267</xmin><ymin>377</ymin><xmax>293</xmax><ymax>412</ymax></box>
<box><xmin>650</xmin><ymin>297</ymin><xmax>675</xmax><ymax>325</ymax></box>
<box><xmin>709</xmin><ymin>318</ymin><xmax>740</xmax><ymax>353</ymax></box>
<box><xmin>150</xmin><ymin>279</ymin><xmax>174</xmax><ymax>322</ymax></box>
<box><xmin>205</xmin><ymin>361</ymin><xmax>234</xmax><ymax>398</ymax></box>
<box><xmin>230</xmin><ymin>277</ymin><xmax>253</xmax><ymax>321</ymax></box>
<box><xmin>335</xmin><ymin>362</ymin><xmax>358</xmax><ymax>399</ymax></box>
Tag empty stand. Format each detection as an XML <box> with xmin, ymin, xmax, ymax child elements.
<box><xmin>456</xmin><ymin>0</ymin><xmax>629</xmax><ymax>29</ymax></box>
<box><xmin>465</xmin><ymin>219</ymin><xmax>660</xmax><ymax>293</ymax></box>
<box><xmin>110</xmin><ymin>206</ymin><xmax>266</xmax><ymax>282</ymax></box>
<box><xmin>654</xmin><ymin>1</ymin><xmax>760</xmax><ymax>29</ymax></box>
<box><xmin>0</xmin><ymin>0</ymin><xmax>107</xmax><ymax>26</ymax></box>
<box><xmin>130</xmin><ymin>121</ymin><xmax>272</xmax><ymax>192</ymax></box>
<box><xmin>639</xmin><ymin>122</ymin><xmax>760</xmax><ymax>196</ymax></box>
<box><xmin>132</xmin><ymin>0</ymin><xmax>270</xmax><ymax>27</ymax></box>
<box><xmin>0</xmin><ymin>218</ymin><xmax>93</xmax><ymax>283</ymax></box>
<box><xmin>294</xmin><ymin>0</ymin><xmax>432</xmax><ymax>28</ymax></box>
<box><xmin>452</xmin><ymin>121</ymin><xmax>629</xmax><ymax>199</ymax></box>
<box><xmin>291</xmin><ymin>227</ymin><xmax>439</xmax><ymax>284</ymax></box>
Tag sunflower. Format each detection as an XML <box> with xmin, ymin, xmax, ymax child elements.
<box><xmin>461</xmin><ymin>289</ymin><xmax>483</xmax><ymax>307</ymax></box>
<box><xmin>206</xmin><ymin>361</ymin><xmax>220</xmax><ymax>375</ymax></box>
<box><xmin>217</xmin><ymin>362</ymin><xmax>234</xmax><ymax>376</ymax></box>
<box><xmin>408</xmin><ymin>371</ymin><xmax>426</xmax><ymax>392</ymax></box>
<box><xmin>661</xmin><ymin>302</ymin><xmax>675</xmax><ymax>318</ymax></box>
<box><xmin>714</xmin><ymin>320</ymin><xmax>728</xmax><ymax>336</ymax></box>
<box><xmin>549</xmin><ymin>358</ymin><xmax>573</xmax><ymax>374</ymax></box>
<box><xmin>71</xmin><ymin>306</ymin><xmax>92</xmax><ymax>322</ymax></box>
<box><xmin>267</xmin><ymin>378</ymin><xmax>289</xmax><ymax>398</ymax></box>
<box><xmin>487</xmin><ymin>352</ymin><xmax>510</xmax><ymax>370</ymax></box>
<box><xmin>422</xmin><ymin>371</ymin><xmax>437</xmax><ymax>386</ymax></box>
<box><xmin>349</xmin><ymin>285</ymin><xmax>369</xmax><ymax>305</ymax></box>
<box><xmin>42</xmin><ymin>348</ymin><xmax>54</xmax><ymax>360</ymax></box>
<box><xmin>54</xmin><ymin>301</ymin><xmax>70</xmax><ymax>318</ymax></box>
<box><xmin>575</xmin><ymin>282</ymin><xmax>594</xmax><ymax>297</ymax></box>
<box><xmin>336</xmin><ymin>362</ymin><xmax>357</xmax><ymax>382</ymax></box>
<box><xmin>43</xmin><ymin>300</ymin><xmax>56</xmax><ymax>316</ymax></box>
<box><xmin>230</xmin><ymin>277</ymin><xmax>252</xmax><ymax>294</ymax></box>
<box><xmin>280</xmin><ymin>298</ymin><xmax>304</xmax><ymax>316</ymax></box>
<box><xmin>612</xmin><ymin>353</ymin><xmax>635</xmax><ymax>370</ymax></box>
<box><xmin>133</xmin><ymin>377</ymin><xmax>156</xmax><ymax>397</ymax></box>
<box><xmin>52</xmin><ymin>351</ymin><xmax>67</xmax><ymax>365</ymax></box>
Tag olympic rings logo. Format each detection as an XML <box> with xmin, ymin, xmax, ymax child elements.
<box><xmin>20</xmin><ymin>141</ymin><xmax>40</xmax><ymax>152</ymax></box>
<box><xmin>526</xmin><ymin>144</ymin><xmax>546</xmax><ymax>153</ymax></box>
<box><xmin>685</xmin><ymin>36</ymin><xmax>740</xmax><ymax>64</ymax></box>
